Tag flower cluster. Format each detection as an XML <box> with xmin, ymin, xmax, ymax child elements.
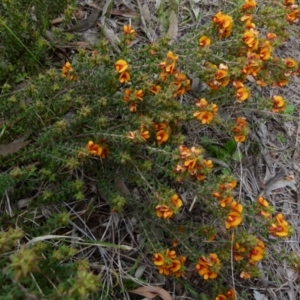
<box><xmin>155</xmin><ymin>123</ymin><xmax>170</xmax><ymax>145</ymax></box>
<box><xmin>206</xmin><ymin>63</ymin><xmax>230</xmax><ymax>90</ymax></box>
<box><xmin>114</xmin><ymin>59</ymin><xmax>130</xmax><ymax>83</ymax></box>
<box><xmin>153</xmin><ymin>249</ymin><xmax>186</xmax><ymax>277</ymax></box>
<box><xmin>127</xmin><ymin>125</ymin><xmax>150</xmax><ymax>142</ymax></box>
<box><xmin>123</xmin><ymin>24</ymin><xmax>137</xmax><ymax>43</ymax></box>
<box><xmin>233</xmin><ymin>81</ymin><xmax>250</xmax><ymax>102</ymax></box>
<box><xmin>272</xmin><ymin>95</ymin><xmax>286</xmax><ymax>113</ymax></box>
<box><xmin>159</xmin><ymin>51</ymin><xmax>191</xmax><ymax>96</ymax></box>
<box><xmin>174</xmin><ymin>145</ymin><xmax>213</xmax><ymax>182</ymax></box>
<box><xmin>123</xmin><ymin>88</ymin><xmax>144</xmax><ymax>112</ymax></box>
<box><xmin>193</xmin><ymin>98</ymin><xmax>218</xmax><ymax>124</ymax></box>
<box><xmin>155</xmin><ymin>194</ymin><xmax>183</xmax><ymax>219</ymax></box>
<box><xmin>213</xmin><ymin>176</ymin><xmax>237</xmax><ymax>208</ymax></box>
<box><xmin>232</xmin><ymin>117</ymin><xmax>249</xmax><ymax>142</ymax></box>
<box><xmin>256</xmin><ymin>196</ymin><xmax>274</xmax><ymax>218</ymax></box>
<box><xmin>212</xmin><ymin>176</ymin><xmax>243</xmax><ymax>229</ymax></box>
<box><xmin>62</xmin><ymin>62</ymin><xmax>77</xmax><ymax>81</ymax></box>
<box><xmin>284</xmin><ymin>0</ymin><xmax>300</xmax><ymax>24</ymax></box>
<box><xmin>225</xmin><ymin>201</ymin><xmax>243</xmax><ymax>229</ymax></box>
<box><xmin>215</xmin><ymin>288</ymin><xmax>235</xmax><ymax>300</ymax></box>
<box><xmin>195</xmin><ymin>253</ymin><xmax>221</xmax><ymax>280</ymax></box>
<box><xmin>269</xmin><ymin>213</ymin><xmax>293</xmax><ymax>238</ymax></box>
<box><xmin>86</xmin><ymin>140</ymin><xmax>109</xmax><ymax>159</ymax></box>
<box><xmin>212</xmin><ymin>11</ymin><xmax>233</xmax><ymax>38</ymax></box>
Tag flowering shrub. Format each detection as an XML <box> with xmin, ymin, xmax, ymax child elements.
<box><xmin>0</xmin><ymin>0</ymin><xmax>298</xmax><ymax>299</ymax></box>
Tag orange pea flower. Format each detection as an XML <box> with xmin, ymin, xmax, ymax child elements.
<box><xmin>226</xmin><ymin>288</ymin><xmax>235</xmax><ymax>299</ymax></box>
<box><xmin>236</xmin><ymin>86</ymin><xmax>250</xmax><ymax>102</ymax></box>
<box><xmin>225</xmin><ymin>211</ymin><xmax>243</xmax><ymax>229</ymax></box>
<box><xmin>87</xmin><ymin>141</ymin><xmax>103</xmax><ymax>157</ymax></box>
<box><xmin>272</xmin><ymin>95</ymin><xmax>286</xmax><ymax>113</ymax></box>
<box><xmin>240</xmin><ymin>271</ymin><xmax>251</xmax><ymax>279</ymax></box>
<box><xmin>114</xmin><ymin>59</ymin><xmax>128</xmax><ymax>73</ymax></box>
<box><xmin>215</xmin><ymin>295</ymin><xmax>227</xmax><ymax>300</ymax></box>
<box><xmin>195</xmin><ymin>253</ymin><xmax>221</xmax><ymax>280</ymax></box>
<box><xmin>123</xmin><ymin>24</ymin><xmax>136</xmax><ymax>35</ymax></box>
<box><xmin>282</xmin><ymin>58</ymin><xmax>297</xmax><ymax>68</ymax></box>
<box><xmin>150</xmin><ymin>85</ymin><xmax>161</xmax><ymax>94</ymax></box>
<box><xmin>167</xmin><ymin>51</ymin><xmax>178</xmax><ymax>61</ymax></box>
<box><xmin>62</xmin><ymin>62</ymin><xmax>73</xmax><ymax>76</ymax></box>
<box><xmin>257</xmin><ymin>196</ymin><xmax>269</xmax><ymax>207</ymax></box>
<box><xmin>153</xmin><ymin>253</ymin><xmax>165</xmax><ymax>266</ymax></box>
<box><xmin>199</xmin><ymin>36</ymin><xmax>211</xmax><ymax>47</ymax></box>
<box><xmin>233</xmin><ymin>242</ymin><xmax>246</xmax><ymax>261</ymax></box>
<box><xmin>119</xmin><ymin>71</ymin><xmax>130</xmax><ymax>83</ymax></box>
<box><xmin>123</xmin><ymin>89</ymin><xmax>131</xmax><ymax>102</ymax></box>
<box><xmin>134</xmin><ymin>89</ymin><xmax>144</xmax><ymax>100</ymax></box>
<box><xmin>155</xmin><ymin>205</ymin><xmax>174</xmax><ymax>219</ymax></box>
<box><xmin>258</xmin><ymin>41</ymin><xmax>272</xmax><ymax>61</ymax></box>
<box><xmin>241</xmin><ymin>0</ymin><xmax>256</xmax><ymax>10</ymax></box>
<box><xmin>140</xmin><ymin>125</ymin><xmax>150</xmax><ymax>141</ymax></box>
<box><xmin>266</xmin><ymin>32</ymin><xmax>277</xmax><ymax>40</ymax></box>
<box><xmin>171</xmin><ymin>194</ymin><xmax>183</xmax><ymax>208</ymax></box>
<box><xmin>230</xmin><ymin>201</ymin><xmax>243</xmax><ymax>213</ymax></box>
<box><xmin>269</xmin><ymin>223</ymin><xmax>290</xmax><ymax>237</ymax></box>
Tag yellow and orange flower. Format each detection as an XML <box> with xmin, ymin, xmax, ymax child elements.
<box><xmin>272</xmin><ymin>95</ymin><xmax>286</xmax><ymax>113</ymax></box>
<box><xmin>269</xmin><ymin>213</ymin><xmax>292</xmax><ymax>238</ymax></box>
<box><xmin>282</xmin><ymin>58</ymin><xmax>297</xmax><ymax>68</ymax></box>
<box><xmin>150</xmin><ymin>85</ymin><xmax>161</xmax><ymax>94</ymax></box>
<box><xmin>171</xmin><ymin>194</ymin><xmax>183</xmax><ymax>208</ymax></box>
<box><xmin>195</xmin><ymin>253</ymin><xmax>221</xmax><ymax>280</ymax></box>
<box><xmin>212</xmin><ymin>11</ymin><xmax>233</xmax><ymax>38</ymax></box>
<box><xmin>62</xmin><ymin>62</ymin><xmax>77</xmax><ymax>80</ymax></box>
<box><xmin>153</xmin><ymin>249</ymin><xmax>185</xmax><ymax>277</ymax></box>
<box><xmin>87</xmin><ymin>140</ymin><xmax>108</xmax><ymax>159</ymax></box>
<box><xmin>258</xmin><ymin>41</ymin><xmax>272</xmax><ymax>61</ymax></box>
<box><xmin>155</xmin><ymin>205</ymin><xmax>174</xmax><ymax>219</ymax></box>
<box><xmin>153</xmin><ymin>253</ymin><xmax>165</xmax><ymax>266</ymax></box>
<box><xmin>114</xmin><ymin>59</ymin><xmax>128</xmax><ymax>73</ymax></box>
<box><xmin>241</xmin><ymin>0</ymin><xmax>256</xmax><ymax>11</ymax></box>
<box><xmin>240</xmin><ymin>271</ymin><xmax>251</xmax><ymax>279</ymax></box>
<box><xmin>119</xmin><ymin>71</ymin><xmax>130</xmax><ymax>83</ymax></box>
<box><xmin>266</xmin><ymin>32</ymin><xmax>277</xmax><ymax>40</ymax></box>
<box><xmin>123</xmin><ymin>24</ymin><xmax>136</xmax><ymax>35</ymax></box>
<box><xmin>199</xmin><ymin>35</ymin><xmax>211</xmax><ymax>47</ymax></box>
<box><xmin>233</xmin><ymin>242</ymin><xmax>246</xmax><ymax>261</ymax></box>
<box><xmin>226</xmin><ymin>288</ymin><xmax>235</xmax><ymax>299</ymax></box>
<box><xmin>249</xmin><ymin>242</ymin><xmax>265</xmax><ymax>263</ymax></box>
<box><xmin>215</xmin><ymin>295</ymin><xmax>227</xmax><ymax>300</ymax></box>
<box><xmin>232</xmin><ymin>117</ymin><xmax>248</xmax><ymax>142</ymax></box>
<box><xmin>225</xmin><ymin>211</ymin><xmax>243</xmax><ymax>229</ymax></box>
<box><xmin>233</xmin><ymin>81</ymin><xmax>250</xmax><ymax>102</ymax></box>
<box><xmin>194</xmin><ymin>99</ymin><xmax>218</xmax><ymax>124</ymax></box>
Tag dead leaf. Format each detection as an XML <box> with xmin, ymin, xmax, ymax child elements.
<box><xmin>129</xmin><ymin>286</ymin><xmax>173</xmax><ymax>300</ymax></box>
<box><xmin>189</xmin><ymin>0</ymin><xmax>200</xmax><ymax>18</ymax></box>
<box><xmin>65</xmin><ymin>9</ymin><xmax>100</xmax><ymax>32</ymax></box>
<box><xmin>0</xmin><ymin>140</ymin><xmax>30</xmax><ymax>157</ymax></box>
<box><xmin>51</xmin><ymin>17</ymin><xmax>64</xmax><ymax>25</ymax></box>
<box><xmin>167</xmin><ymin>11</ymin><xmax>178</xmax><ymax>45</ymax></box>
<box><xmin>114</xmin><ymin>178</ymin><xmax>130</xmax><ymax>196</ymax></box>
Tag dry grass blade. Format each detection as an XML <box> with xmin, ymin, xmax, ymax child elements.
<box><xmin>129</xmin><ymin>286</ymin><xmax>173</xmax><ymax>300</ymax></box>
<box><xmin>167</xmin><ymin>11</ymin><xmax>178</xmax><ymax>45</ymax></box>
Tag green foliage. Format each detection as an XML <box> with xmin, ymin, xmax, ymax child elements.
<box><xmin>0</xmin><ymin>0</ymin><xmax>75</xmax><ymax>83</ymax></box>
<box><xmin>0</xmin><ymin>0</ymin><xmax>299</xmax><ymax>299</ymax></box>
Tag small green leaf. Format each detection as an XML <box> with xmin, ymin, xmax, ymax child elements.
<box><xmin>232</xmin><ymin>149</ymin><xmax>242</xmax><ymax>162</ymax></box>
<box><xmin>284</xmin><ymin>104</ymin><xmax>294</xmax><ymax>114</ymax></box>
<box><xmin>223</xmin><ymin>139</ymin><xmax>236</xmax><ymax>154</ymax></box>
